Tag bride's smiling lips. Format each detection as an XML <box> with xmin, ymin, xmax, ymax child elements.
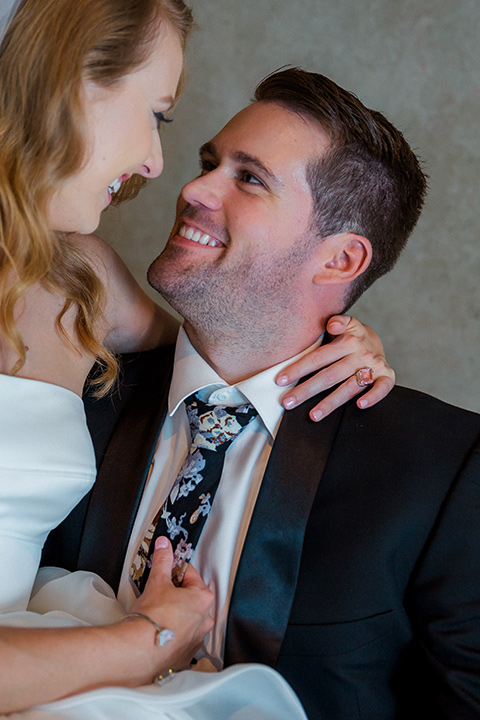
<box><xmin>108</xmin><ymin>173</ymin><xmax>131</xmax><ymax>197</ymax></box>
<box><xmin>175</xmin><ymin>221</ymin><xmax>226</xmax><ymax>248</ymax></box>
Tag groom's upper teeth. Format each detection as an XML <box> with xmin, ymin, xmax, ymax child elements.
<box><xmin>179</xmin><ymin>223</ymin><xmax>222</xmax><ymax>247</ymax></box>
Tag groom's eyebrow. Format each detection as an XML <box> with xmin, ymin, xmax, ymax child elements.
<box><xmin>199</xmin><ymin>141</ymin><xmax>215</xmax><ymax>157</ymax></box>
<box><xmin>199</xmin><ymin>141</ymin><xmax>282</xmax><ymax>188</ymax></box>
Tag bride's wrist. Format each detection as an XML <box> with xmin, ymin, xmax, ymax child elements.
<box><xmin>113</xmin><ymin>615</ymin><xmax>176</xmax><ymax>685</ymax></box>
<box><xmin>124</xmin><ymin>612</ymin><xmax>176</xmax><ymax>647</ymax></box>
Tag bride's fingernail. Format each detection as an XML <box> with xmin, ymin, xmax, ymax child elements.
<box><xmin>283</xmin><ymin>396</ymin><xmax>296</xmax><ymax>409</ymax></box>
<box><xmin>311</xmin><ymin>409</ymin><xmax>323</xmax><ymax>421</ymax></box>
<box><xmin>276</xmin><ymin>374</ymin><xmax>289</xmax><ymax>386</ymax></box>
<box><xmin>156</xmin><ymin>536</ymin><xmax>169</xmax><ymax>549</ymax></box>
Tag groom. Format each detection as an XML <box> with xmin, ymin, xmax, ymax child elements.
<box><xmin>44</xmin><ymin>69</ymin><xmax>480</xmax><ymax>719</ymax></box>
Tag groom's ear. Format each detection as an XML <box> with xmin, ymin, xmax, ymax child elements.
<box><xmin>312</xmin><ymin>233</ymin><xmax>372</xmax><ymax>287</ymax></box>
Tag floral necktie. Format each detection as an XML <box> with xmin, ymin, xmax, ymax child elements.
<box><xmin>130</xmin><ymin>391</ymin><xmax>258</xmax><ymax>591</ymax></box>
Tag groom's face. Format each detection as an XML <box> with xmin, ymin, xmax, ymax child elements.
<box><xmin>148</xmin><ymin>100</ymin><xmax>330</xmax><ymax>333</ymax></box>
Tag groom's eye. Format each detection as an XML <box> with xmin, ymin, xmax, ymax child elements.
<box><xmin>199</xmin><ymin>158</ymin><xmax>217</xmax><ymax>175</ymax></box>
<box><xmin>239</xmin><ymin>170</ymin><xmax>263</xmax><ymax>186</ymax></box>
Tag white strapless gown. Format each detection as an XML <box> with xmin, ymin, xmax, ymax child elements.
<box><xmin>0</xmin><ymin>375</ymin><xmax>307</xmax><ymax>720</ymax></box>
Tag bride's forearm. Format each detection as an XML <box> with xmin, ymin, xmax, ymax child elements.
<box><xmin>0</xmin><ymin>618</ymin><xmax>172</xmax><ymax>712</ymax></box>
<box><xmin>0</xmin><ymin>541</ymin><xmax>213</xmax><ymax>713</ymax></box>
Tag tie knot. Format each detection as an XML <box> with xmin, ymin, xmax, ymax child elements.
<box><xmin>184</xmin><ymin>392</ymin><xmax>257</xmax><ymax>453</ymax></box>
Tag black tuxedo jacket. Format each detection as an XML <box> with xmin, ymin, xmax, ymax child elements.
<box><xmin>43</xmin><ymin>347</ymin><xmax>480</xmax><ymax>720</ymax></box>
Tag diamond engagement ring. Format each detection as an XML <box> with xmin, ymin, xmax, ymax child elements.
<box><xmin>355</xmin><ymin>368</ymin><xmax>374</xmax><ymax>387</ymax></box>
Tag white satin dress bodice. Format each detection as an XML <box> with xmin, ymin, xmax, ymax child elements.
<box><xmin>0</xmin><ymin>374</ymin><xmax>96</xmax><ymax>612</ymax></box>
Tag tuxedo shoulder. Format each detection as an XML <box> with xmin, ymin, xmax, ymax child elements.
<box><xmin>348</xmin><ymin>384</ymin><xmax>480</xmax><ymax>454</ymax></box>
<box><xmin>83</xmin><ymin>346</ymin><xmax>175</xmax><ymax>445</ymax></box>
<box><xmin>85</xmin><ymin>344</ymin><xmax>175</xmax><ymax>398</ymax></box>
<box><xmin>118</xmin><ymin>344</ymin><xmax>176</xmax><ymax>379</ymax></box>
<box><xmin>380</xmin><ymin>385</ymin><xmax>480</xmax><ymax>424</ymax></box>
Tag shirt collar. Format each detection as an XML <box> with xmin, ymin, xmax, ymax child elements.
<box><xmin>169</xmin><ymin>326</ymin><xmax>322</xmax><ymax>438</ymax></box>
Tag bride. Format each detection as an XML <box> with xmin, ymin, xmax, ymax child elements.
<box><xmin>0</xmin><ymin>1</ymin><xmax>394</xmax><ymax>717</ymax></box>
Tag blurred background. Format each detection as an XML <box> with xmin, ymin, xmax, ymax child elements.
<box><xmin>98</xmin><ymin>0</ymin><xmax>480</xmax><ymax>413</ymax></box>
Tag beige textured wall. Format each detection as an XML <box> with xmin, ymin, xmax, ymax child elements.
<box><xmin>98</xmin><ymin>0</ymin><xmax>480</xmax><ymax>413</ymax></box>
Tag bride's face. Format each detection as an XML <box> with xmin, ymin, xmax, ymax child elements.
<box><xmin>47</xmin><ymin>24</ymin><xmax>183</xmax><ymax>235</ymax></box>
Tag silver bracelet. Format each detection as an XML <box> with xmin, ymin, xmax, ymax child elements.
<box><xmin>125</xmin><ymin>612</ymin><xmax>176</xmax><ymax>647</ymax></box>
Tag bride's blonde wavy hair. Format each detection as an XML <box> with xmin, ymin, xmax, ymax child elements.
<box><xmin>0</xmin><ymin>0</ymin><xmax>193</xmax><ymax>393</ymax></box>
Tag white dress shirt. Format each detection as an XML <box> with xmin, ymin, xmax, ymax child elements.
<box><xmin>118</xmin><ymin>328</ymin><xmax>320</xmax><ymax>671</ymax></box>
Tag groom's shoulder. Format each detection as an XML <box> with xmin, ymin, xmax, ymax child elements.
<box><xmin>83</xmin><ymin>345</ymin><xmax>175</xmax><ymax>459</ymax></box>
<box><xmin>118</xmin><ymin>344</ymin><xmax>176</xmax><ymax>387</ymax></box>
<box><xmin>381</xmin><ymin>385</ymin><xmax>479</xmax><ymax>424</ymax></box>
<box><xmin>351</xmin><ymin>384</ymin><xmax>480</xmax><ymax>452</ymax></box>
<box><xmin>85</xmin><ymin>344</ymin><xmax>175</xmax><ymax>408</ymax></box>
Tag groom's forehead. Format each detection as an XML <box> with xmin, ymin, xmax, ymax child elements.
<box><xmin>197</xmin><ymin>101</ymin><xmax>330</xmax><ymax>187</ymax></box>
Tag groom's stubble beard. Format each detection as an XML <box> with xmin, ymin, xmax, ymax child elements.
<box><xmin>147</xmin><ymin>229</ymin><xmax>319</xmax><ymax>354</ymax></box>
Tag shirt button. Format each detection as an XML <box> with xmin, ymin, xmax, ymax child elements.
<box><xmin>216</xmin><ymin>392</ymin><xmax>228</xmax><ymax>403</ymax></box>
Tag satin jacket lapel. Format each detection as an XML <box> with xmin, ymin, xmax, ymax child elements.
<box><xmin>225</xmin><ymin>396</ymin><xmax>344</xmax><ymax>667</ymax></box>
<box><xmin>78</xmin><ymin>347</ymin><xmax>175</xmax><ymax>591</ymax></box>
